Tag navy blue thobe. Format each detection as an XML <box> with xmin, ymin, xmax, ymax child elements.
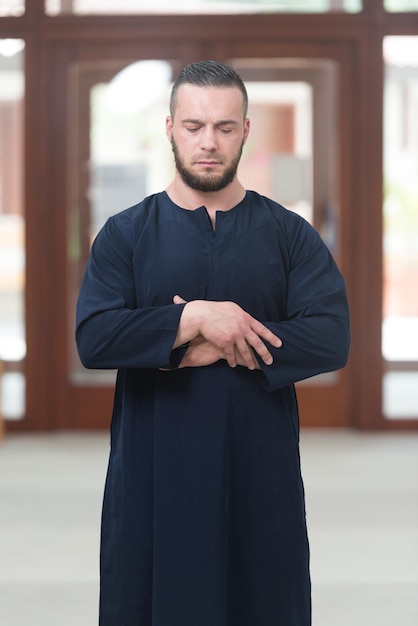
<box><xmin>76</xmin><ymin>190</ymin><xmax>350</xmax><ymax>626</ymax></box>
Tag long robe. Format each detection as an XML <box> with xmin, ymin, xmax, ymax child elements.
<box><xmin>76</xmin><ymin>190</ymin><xmax>350</xmax><ymax>626</ymax></box>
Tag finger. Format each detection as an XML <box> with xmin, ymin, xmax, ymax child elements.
<box><xmin>251</xmin><ymin>322</ymin><xmax>282</xmax><ymax>349</ymax></box>
<box><xmin>232</xmin><ymin>345</ymin><xmax>259</xmax><ymax>370</ymax></box>
<box><xmin>173</xmin><ymin>294</ymin><xmax>187</xmax><ymax>304</ymax></box>
<box><xmin>223</xmin><ymin>344</ymin><xmax>237</xmax><ymax>368</ymax></box>
<box><xmin>246</xmin><ymin>333</ymin><xmax>276</xmax><ymax>365</ymax></box>
<box><xmin>235</xmin><ymin>338</ymin><xmax>259</xmax><ymax>369</ymax></box>
<box><xmin>245</xmin><ymin>347</ymin><xmax>260</xmax><ymax>370</ymax></box>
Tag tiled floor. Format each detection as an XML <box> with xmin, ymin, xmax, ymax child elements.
<box><xmin>0</xmin><ymin>429</ymin><xmax>417</xmax><ymax>625</ymax></box>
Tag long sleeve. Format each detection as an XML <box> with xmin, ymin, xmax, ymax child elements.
<box><xmin>256</xmin><ymin>216</ymin><xmax>350</xmax><ymax>391</ymax></box>
<box><xmin>76</xmin><ymin>193</ymin><xmax>349</xmax><ymax>380</ymax></box>
<box><xmin>75</xmin><ymin>216</ymin><xmax>186</xmax><ymax>370</ymax></box>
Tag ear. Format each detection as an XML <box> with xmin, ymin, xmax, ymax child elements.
<box><xmin>166</xmin><ymin>115</ymin><xmax>173</xmax><ymax>141</ymax></box>
<box><xmin>243</xmin><ymin>118</ymin><xmax>250</xmax><ymax>144</ymax></box>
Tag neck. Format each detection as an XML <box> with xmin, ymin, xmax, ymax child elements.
<box><xmin>165</xmin><ymin>174</ymin><xmax>246</xmax><ymax>215</ymax></box>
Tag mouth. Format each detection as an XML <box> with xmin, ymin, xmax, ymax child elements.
<box><xmin>195</xmin><ymin>160</ymin><xmax>221</xmax><ymax>166</ymax></box>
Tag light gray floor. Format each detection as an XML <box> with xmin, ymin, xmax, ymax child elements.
<box><xmin>0</xmin><ymin>429</ymin><xmax>417</xmax><ymax>626</ymax></box>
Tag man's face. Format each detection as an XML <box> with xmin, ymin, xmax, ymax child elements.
<box><xmin>166</xmin><ymin>84</ymin><xmax>250</xmax><ymax>193</ymax></box>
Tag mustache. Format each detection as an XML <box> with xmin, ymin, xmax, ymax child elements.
<box><xmin>193</xmin><ymin>154</ymin><xmax>224</xmax><ymax>163</ymax></box>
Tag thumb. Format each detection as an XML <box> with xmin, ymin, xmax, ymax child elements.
<box><xmin>173</xmin><ymin>294</ymin><xmax>187</xmax><ymax>304</ymax></box>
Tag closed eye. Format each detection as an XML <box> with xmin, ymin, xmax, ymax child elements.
<box><xmin>217</xmin><ymin>122</ymin><xmax>237</xmax><ymax>134</ymax></box>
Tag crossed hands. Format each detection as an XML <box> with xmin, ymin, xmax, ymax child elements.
<box><xmin>171</xmin><ymin>295</ymin><xmax>282</xmax><ymax>371</ymax></box>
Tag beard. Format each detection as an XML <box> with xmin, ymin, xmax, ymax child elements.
<box><xmin>171</xmin><ymin>137</ymin><xmax>244</xmax><ymax>193</ymax></box>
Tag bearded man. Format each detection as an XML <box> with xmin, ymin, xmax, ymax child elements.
<box><xmin>76</xmin><ymin>60</ymin><xmax>350</xmax><ymax>626</ymax></box>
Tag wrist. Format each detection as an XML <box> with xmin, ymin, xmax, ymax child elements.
<box><xmin>173</xmin><ymin>301</ymin><xmax>202</xmax><ymax>348</ymax></box>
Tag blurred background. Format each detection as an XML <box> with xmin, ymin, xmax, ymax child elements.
<box><xmin>0</xmin><ymin>1</ymin><xmax>417</xmax><ymax>625</ymax></box>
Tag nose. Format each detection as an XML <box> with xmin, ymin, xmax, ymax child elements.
<box><xmin>200</xmin><ymin>126</ymin><xmax>218</xmax><ymax>151</ymax></box>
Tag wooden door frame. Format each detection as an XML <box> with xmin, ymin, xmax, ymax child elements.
<box><xmin>37</xmin><ymin>25</ymin><xmax>358</xmax><ymax>430</ymax></box>
<box><xmin>2</xmin><ymin>5</ymin><xmax>416</xmax><ymax>431</ymax></box>
<box><xmin>65</xmin><ymin>49</ymin><xmax>351</xmax><ymax>429</ymax></box>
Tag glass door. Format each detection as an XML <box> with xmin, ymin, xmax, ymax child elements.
<box><xmin>0</xmin><ymin>39</ymin><xmax>25</xmax><ymax>425</ymax></box>
<box><xmin>50</xmin><ymin>39</ymin><xmax>353</xmax><ymax>429</ymax></box>
<box><xmin>382</xmin><ymin>36</ymin><xmax>418</xmax><ymax>422</ymax></box>
<box><xmin>66</xmin><ymin>56</ymin><xmax>183</xmax><ymax>427</ymax></box>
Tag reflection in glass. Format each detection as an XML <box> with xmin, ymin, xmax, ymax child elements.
<box><xmin>385</xmin><ymin>0</ymin><xmax>418</xmax><ymax>11</ymax></box>
<box><xmin>240</xmin><ymin>81</ymin><xmax>313</xmax><ymax>223</ymax></box>
<box><xmin>0</xmin><ymin>1</ymin><xmax>24</xmax><ymax>16</ymax></box>
<box><xmin>233</xmin><ymin>58</ymin><xmax>339</xmax><ymax>258</ymax></box>
<box><xmin>68</xmin><ymin>60</ymin><xmax>176</xmax><ymax>384</ymax></box>
<box><xmin>88</xmin><ymin>61</ymin><xmax>174</xmax><ymax>243</ymax></box>
<box><xmin>0</xmin><ymin>40</ymin><xmax>25</xmax><ymax>420</ymax></box>
<box><xmin>45</xmin><ymin>0</ymin><xmax>361</xmax><ymax>16</ymax></box>
<box><xmin>383</xmin><ymin>37</ymin><xmax>418</xmax><ymax>418</ymax></box>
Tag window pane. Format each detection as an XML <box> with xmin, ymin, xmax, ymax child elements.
<box><xmin>0</xmin><ymin>1</ymin><xmax>24</xmax><ymax>16</ymax></box>
<box><xmin>385</xmin><ymin>0</ymin><xmax>418</xmax><ymax>11</ymax></box>
<box><xmin>45</xmin><ymin>0</ymin><xmax>361</xmax><ymax>16</ymax></box>
<box><xmin>382</xmin><ymin>36</ymin><xmax>418</xmax><ymax>419</ymax></box>
<box><xmin>0</xmin><ymin>39</ymin><xmax>25</xmax><ymax>420</ymax></box>
<box><xmin>232</xmin><ymin>58</ymin><xmax>339</xmax><ymax>256</ymax></box>
<box><xmin>68</xmin><ymin>59</ymin><xmax>178</xmax><ymax>385</ymax></box>
<box><xmin>237</xmin><ymin>78</ymin><xmax>314</xmax><ymax>224</ymax></box>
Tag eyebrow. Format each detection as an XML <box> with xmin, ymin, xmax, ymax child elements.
<box><xmin>182</xmin><ymin>118</ymin><xmax>239</xmax><ymax>126</ymax></box>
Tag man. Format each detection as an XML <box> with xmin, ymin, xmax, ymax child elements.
<box><xmin>76</xmin><ymin>60</ymin><xmax>350</xmax><ymax>626</ymax></box>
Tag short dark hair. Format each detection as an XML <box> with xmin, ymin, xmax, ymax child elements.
<box><xmin>170</xmin><ymin>60</ymin><xmax>248</xmax><ymax>119</ymax></box>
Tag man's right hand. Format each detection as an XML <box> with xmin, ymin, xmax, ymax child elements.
<box><xmin>173</xmin><ymin>296</ymin><xmax>282</xmax><ymax>370</ymax></box>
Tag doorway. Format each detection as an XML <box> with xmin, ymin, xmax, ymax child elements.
<box><xmin>35</xmin><ymin>34</ymin><xmax>355</xmax><ymax>430</ymax></box>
